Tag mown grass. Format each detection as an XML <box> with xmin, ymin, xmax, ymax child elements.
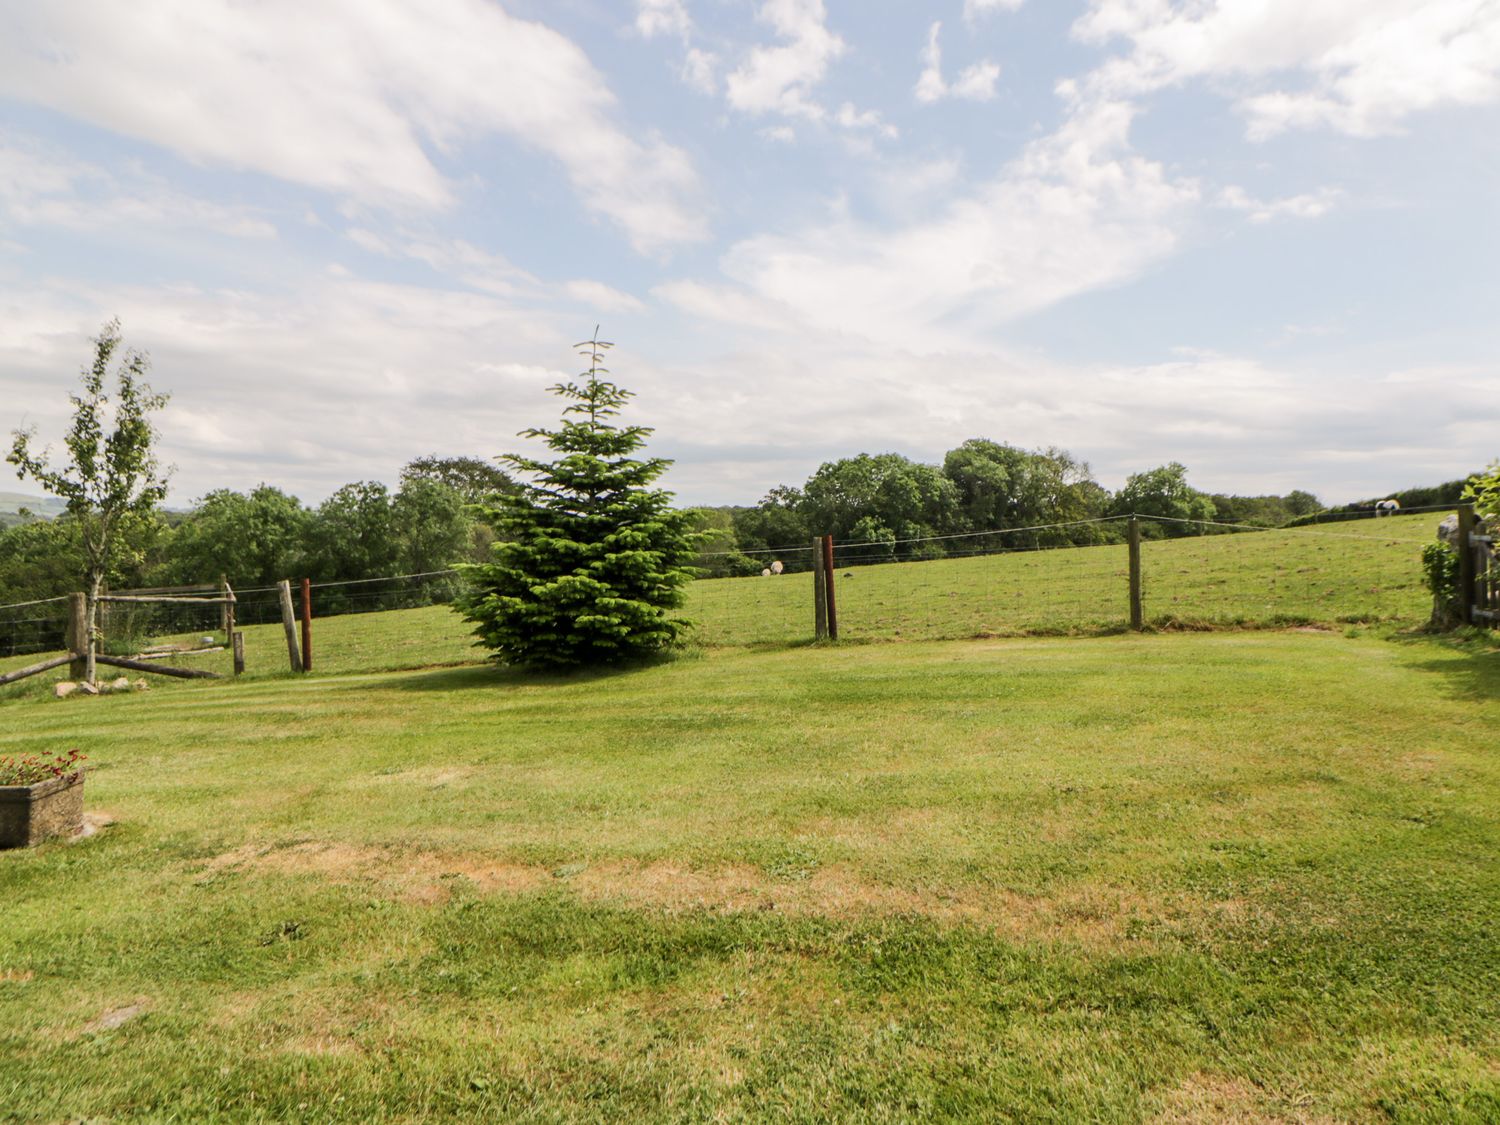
<box><xmin>2</xmin><ymin>621</ymin><xmax>1498</xmax><ymax>1120</ymax></box>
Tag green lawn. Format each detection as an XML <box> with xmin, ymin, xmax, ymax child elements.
<box><xmin>2</xmin><ymin>620</ymin><xmax>1497</xmax><ymax>1120</ymax></box>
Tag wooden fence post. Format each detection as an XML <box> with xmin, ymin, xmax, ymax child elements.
<box><xmin>232</xmin><ymin>630</ymin><xmax>245</xmax><ymax>676</ymax></box>
<box><xmin>1457</xmin><ymin>505</ymin><xmax>1477</xmax><ymax>626</ymax></box>
<box><xmin>812</xmin><ymin>536</ymin><xmax>828</xmax><ymax>640</ymax></box>
<box><xmin>300</xmin><ymin>578</ymin><xmax>313</xmax><ymax>673</ymax></box>
<box><xmin>823</xmin><ymin>535</ymin><xmax>838</xmax><ymax>641</ymax></box>
<box><xmin>223</xmin><ymin>579</ymin><xmax>236</xmax><ymax>659</ymax></box>
<box><xmin>1128</xmin><ymin>516</ymin><xmax>1143</xmax><ymax>630</ymax></box>
<box><xmin>66</xmin><ymin>592</ymin><xmax>88</xmax><ymax>680</ymax></box>
<box><xmin>277</xmin><ymin>580</ymin><xmax>303</xmax><ymax>673</ymax></box>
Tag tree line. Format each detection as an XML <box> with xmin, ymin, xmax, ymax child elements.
<box><xmin>7</xmin><ymin>437</ymin><xmax>1419</xmax><ymax>607</ymax></box>
<box><xmin>0</xmin><ymin>455</ymin><xmax>513</xmax><ymax>610</ymax></box>
<box><xmin>692</xmin><ymin>443</ymin><xmax>1324</xmax><ymax>577</ymax></box>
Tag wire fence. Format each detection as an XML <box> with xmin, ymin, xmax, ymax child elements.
<box><xmin>0</xmin><ymin>508</ymin><xmax>1454</xmax><ymax>661</ymax></box>
<box><xmin>0</xmin><ymin>596</ymin><xmax>71</xmax><ymax>659</ymax></box>
<box><xmin>0</xmin><ymin>572</ymin><xmax>468</xmax><ymax>660</ymax></box>
<box><xmin>685</xmin><ymin>511</ymin><xmax>1441</xmax><ymax>645</ymax></box>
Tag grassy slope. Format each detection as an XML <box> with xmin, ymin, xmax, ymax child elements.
<box><xmin>691</xmin><ymin>513</ymin><xmax>1436</xmax><ymax>645</ymax></box>
<box><xmin>1</xmin><ymin>621</ymin><xmax>1497</xmax><ymax>1120</ymax></box>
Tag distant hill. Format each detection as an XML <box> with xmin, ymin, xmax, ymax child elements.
<box><xmin>0</xmin><ymin>491</ymin><xmax>69</xmax><ymax>521</ymax></box>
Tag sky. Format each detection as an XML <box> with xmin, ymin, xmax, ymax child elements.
<box><xmin>0</xmin><ymin>0</ymin><xmax>1497</xmax><ymax>510</ymax></box>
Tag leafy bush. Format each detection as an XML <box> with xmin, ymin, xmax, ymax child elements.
<box><xmin>1464</xmin><ymin>460</ymin><xmax>1499</xmax><ymax>519</ymax></box>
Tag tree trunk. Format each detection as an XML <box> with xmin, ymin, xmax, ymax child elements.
<box><xmin>85</xmin><ymin>570</ymin><xmax>103</xmax><ymax>685</ymax></box>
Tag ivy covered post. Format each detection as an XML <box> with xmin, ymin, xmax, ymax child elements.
<box><xmin>455</xmin><ymin>332</ymin><xmax>699</xmax><ymax>669</ymax></box>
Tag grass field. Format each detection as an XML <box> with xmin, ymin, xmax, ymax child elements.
<box><xmin>2</xmin><ymin>599</ymin><xmax>1498</xmax><ymax>1119</ymax></box>
<box><xmin>689</xmin><ymin>512</ymin><xmax>1436</xmax><ymax>645</ymax></box>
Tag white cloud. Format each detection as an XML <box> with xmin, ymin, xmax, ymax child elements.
<box><xmin>562</xmin><ymin>279</ymin><xmax>647</xmax><ymax>314</ymax></box>
<box><xmin>723</xmin><ymin>1</ymin><xmax>890</xmax><ymax>138</ymax></box>
<box><xmin>345</xmin><ymin>228</ymin><xmax>538</xmax><ymax>297</ymax></box>
<box><xmin>0</xmin><ymin>136</ymin><xmax>276</xmax><ymax>240</ymax></box>
<box><xmin>867</xmin><ymin>157</ymin><xmax>965</xmax><ymax>217</ymax></box>
<box><xmin>0</xmin><ymin>0</ymin><xmax>704</xmax><ymax>253</ymax></box>
<box><xmin>952</xmin><ymin>62</ymin><xmax>1003</xmax><ymax>101</ymax></box>
<box><xmin>4</xmin><ymin>268</ymin><xmax>1492</xmax><ymax>509</ymax></box>
<box><xmin>653</xmin><ymin>279</ymin><xmax>797</xmax><ymax>334</ymax></box>
<box><xmin>1075</xmin><ymin>0</ymin><xmax>1500</xmax><ymax>139</ymax></box>
<box><xmin>0</xmin><ymin>276</ymin><xmax>571</xmax><ymax>503</ymax></box>
<box><xmin>626</xmin><ymin>338</ymin><xmax>1499</xmax><ymax>505</ymax></box>
<box><xmin>682</xmin><ymin>47</ymin><xmax>720</xmax><ymax>93</ymax></box>
<box><xmin>965</xmin><ymin>0</ymin><xmax>1026</xmax><ymax>19</ymax></box>
<box><xmin>635</xmin><ymin>0</ymin><xmax>692</xmax><ymax>41</ymax></box>
<box><xmin>916</xmin><ymin>22</ymin><xmax>1001</xmax><ymax>104</ymax></box>
<box><xmin>345</xmin><ymin>226</ymin><xmax>646</xmax><ymax>314</ymax></box>
<box><xmin>663</xmin><ymin>99</ymin><xmax>1199</xmax><ymax>348</ymax></box>
<box><xmin>834</xmin><ymin>103</ymin><xmax>899</xmax><ymax>139</ymax></box>
<box><xmin>1217</xmin><ymin>185</ymin><xmax>1343</xmax><ymax>222</ymax></box>
<box><xmin>915</xmin><ymin>24</ymin><xmax>949</xmax><ymax>104</ymax></box>
<box><xmin>635</xmin><ymin>1</ymin><xmax>719</xmax><ymax>94</ymax></box>
<box><xmin>726</xmin><ymin>0</ymin><xmax>847</xmax><ymax>121</ymax></box>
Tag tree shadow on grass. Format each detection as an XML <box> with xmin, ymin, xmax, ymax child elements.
<box><xmin>374</xmin><ymin>655</ymin><xmax>678</xmax><ymax>694</ymax></box>
<box><xmin>1391</xmin><ymin>629</ymin><xmax>1500</xmax><ymax>703</ymax></box>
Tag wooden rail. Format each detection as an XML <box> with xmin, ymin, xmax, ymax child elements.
<box><xmin>96</xmin><ymin>595</ymin><xmax>236</xmax><ymax>605</ymax></box>
<box><xmin>0</xmin><ymin>654</ymin><xmax>72</xmax><ymax>687</ymax></box>
<box><xmin>94</xmin><ymin>654</ymin><xmax>220</xmax><ymax>680</ymax></box>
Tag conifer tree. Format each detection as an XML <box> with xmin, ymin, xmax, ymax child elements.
<box><xmin>456</xmin><ymin>332</ymin><xmax>698</xmax><ymax>669</ymax></box>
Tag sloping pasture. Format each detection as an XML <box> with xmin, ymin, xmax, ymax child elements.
<box><xmin>690</xmin><ymin>512</ymin><xmax>1436</xmax><ymax>645</ymax></box>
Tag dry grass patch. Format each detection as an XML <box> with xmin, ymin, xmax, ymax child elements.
<box><xmin>1149</xmin><ymin>1072</ymin><xmax>1328</xmax><ymax>1124</ymax></box>
<box><xmin>195</xmin><ymin>840</ymin><xmax>1270</xmax><ymax>948</ymax></box>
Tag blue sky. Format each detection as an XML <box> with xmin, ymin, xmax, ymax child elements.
<box><xmin>1</xmin><ymin>0</ymin><xmax>1496</xmax><ymax>508</ymax></box>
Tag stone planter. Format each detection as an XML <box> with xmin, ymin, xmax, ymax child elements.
<box><xmin>0</xmin><ymin>772</ymin><xmax>85</xmax><ymax>848</ymax></box>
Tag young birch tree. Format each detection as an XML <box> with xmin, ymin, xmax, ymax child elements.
<box><xmin>7</xmin><ymin>320</ymin><xmax>171</xmax><ymax>683</ymax></box>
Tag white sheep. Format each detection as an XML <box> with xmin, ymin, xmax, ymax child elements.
<box><xmin>770</xmin><ymin>560</ymin><xmax>784</xmax><ymax>575</ymax></box>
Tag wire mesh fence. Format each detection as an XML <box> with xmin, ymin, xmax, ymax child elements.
<box><xmin>96</xmin><ymin>596</ymin><xmax>226</xmax><ymax>657</ymax></box>
<box><xmin>183</xmin><ymin>572</ymin><xmax>466</xmax><ymax>636</ymax></box>
<box><xmin>684</xmin><ymin>543</ymin><xmax>819</xmax><ymax>646</ymax></box>
<box><xmin>686</xmin><ymin>511</ymin><xmax>1441</xmax><ymax>645</ymax></box>
<box><xmin>0</xmin><ymin>597</ymin><xmax>71</xmax><ymax>659</ymax></box>
<box><xmin>1139</xmin><ymin>519</ymin><xmax>1429</xmax><ymax>627</ymax></box>
<box><xmin>829</xmin><ymin>532</ymin><xmax>1130</xmax><ymax>640</ymax></box>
